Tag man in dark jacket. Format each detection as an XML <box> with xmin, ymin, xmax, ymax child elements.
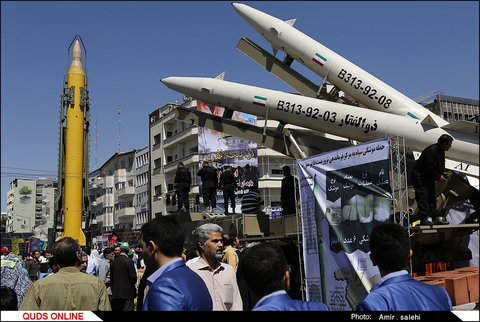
<box><xmin>411</xmin><ymin>134</ymin><xmax>453</xmax><ymax>226</ymax></box>
<box><xmin>197</xmin><ymin>161</ymin><xmax>218</xmax><ymax>213</ymax></box>
<box><xmin>281</xmin><ymin>166</ymin><xmax>298</xmax><ymax>215</ymax></box>
<box><xmin>174</xmin><ymin>162</ymin><xmax>191</xmax><ymax>214</ymax></box>
<box><xmin>356</xmin><ymin>223</ymin><xmax>452</xmax><ymax>311</ymax></box>
<box><xmin>25</xmin><ymin>250</ymin><xmax>41</xmax><ymax>282</ymax></box>
<box><xmin>219</xmin><ymin>165</ymin><xmax>237</xmax><ymax>214</ymax></box>
<box><xmin>141</xmin><ymin>216</ymin><xmax>212</xmax><ymax>311</ymax></box>
<box><xmin>110</xmin><ymin>242</ymin><xmax>137</xmax><ymax>311</ymax></box>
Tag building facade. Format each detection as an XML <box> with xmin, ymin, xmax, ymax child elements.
<box><xmin>134</xmin><ymin>146</ymin><xmax>150</xmax><ymax>230</ymax></box>
<box><xmin>6</xmin><ymin>178</ymin><xmax>56</xmax><ymax>237</ymax></box>
<box><xmin>88</xmin><ymin>150</ymin><xmax>136</xmax><ymax>246</ymax></box>
<box><xmin>425</xmin><ymin>95</ymin><xmax>479</xmax><ymax>123</ymax></box>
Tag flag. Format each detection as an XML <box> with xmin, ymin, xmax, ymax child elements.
<box><xmin>312</xmin><ymin>53</ymin><xmax>327</xmax><ymax>66</ymax></box>
<box><xmin>253</xmin><ymin>96</ymin><xmax>267</xmax><ymax>106</ymax></box>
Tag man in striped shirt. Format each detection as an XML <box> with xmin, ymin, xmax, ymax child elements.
<box><xmin>241</xmin><ymin>186</ymin><xmax>263</xmax><ymax>215</ymax></box>
<box><xmin>241</xmin><ymin>186</ymin><xmax>270</xmax><ymax>236</ymax></box>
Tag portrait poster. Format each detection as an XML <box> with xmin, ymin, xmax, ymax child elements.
<box><xmin>297</xmin><ymin>138</ymin><xmax>392</xmax><ymax>310</ymax></box>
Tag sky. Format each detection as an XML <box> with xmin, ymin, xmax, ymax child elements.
<box><xmin>1</xmin><ymin>1</ymin><xmax>479</xmax><ymax>212</ymax></box>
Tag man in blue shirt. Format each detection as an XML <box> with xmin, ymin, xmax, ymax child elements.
<box><xmin>238</xmin><ymin>243</ymin><xmax>328</xmax><ymax>311</ymax></box>
<box><xmin>356</xmin><ymin>223</ymin><xmax>452</xmax><ymax>311</ymax></box>
<box><xmin>141</xmin><ymin>216</ymin><xmax>212</xmax><ymax>311</ymax></box>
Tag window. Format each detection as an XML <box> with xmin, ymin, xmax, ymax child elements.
<box><xmin>154</xmin><ymin>158</ymin><xmax>162</xmax><ymax>169</ymax></box>
<box><xmin>153</xmin><ymin>133</ymin><xmax>161</xmax><ymax>145</ymax></box>
<box><xmin>154</xmin><ymin>185</ymin><xmax>162</xmax><ymax>197</ymax></box>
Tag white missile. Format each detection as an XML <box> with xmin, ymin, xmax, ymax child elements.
<box><xmin>231</xmin><ymin>3</ymin><xmax>449</xmax><ymax>126</ymax></box>
<box><xmin>161</xmin><ymin>76</ymin><xmax>478</xmax><ymax>165</ymax></box>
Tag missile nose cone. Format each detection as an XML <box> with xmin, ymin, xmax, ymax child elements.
<box><xmin>231</xmin><ymin>3</ymin><xmax>275</xmax><ymax>36</ymax></box>
<box><xmin>160</xmin><ymin>77</ymin><xmax>177</xmax><ymax>88</ymax></box>
<box><xmin>231</xmin><ymin>2</ymin><xmax>251</xmax><ymax>19</ymax></box>
<box><xmin>161</xmin><ymin>76</ymin><xmax>202</xmax><ymax>96</ymax></box>
<box><xmin>71</xmin><ymin>40</ymin><xmax>82</xmax><ymax>67</ymax></box>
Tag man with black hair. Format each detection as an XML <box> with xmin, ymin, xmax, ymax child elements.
<box><xmin>219</xmin><ymin>165</ymin><xmax>238</xmax><ymax>214</ymax></box>
<box><xmin>281</xmin><ymin>165</ymin><xmax>298</xmax><ymax>215</ymax></box>
<box><xmin>1</xmin><ymin>286</ymin><xmax>18</xmax><ymax>310</ymax></box>
<box><xmin>221</xmin><ymin>233</ymin><xmax>239</xmax><ymax>272</ymax></box>
<box><xmin>174</xmin><ymin>162</ymin><xmax>192</xmax><ymax>213</ymax></box>
<box><xmin>238</xmin><ymin>243</ymin><xmax>328</xmax><ymax>311</ymax></box>
<box><xmin>356</xmin><ymin>223</ymin><xmax>452</xmax><ymax>311</ymax></box>
<box><xmin>411</xmin><ymin>134</ymin><xmax>453</xmax><ymax>225</ymax></box>
<box><xmin>25</xmin><ymin>250</ymin><xmax>41</xmax><ymax>282</ymax></box>
<box><xmin>197</xmin><ymin>160</ymin><xmax>218</xmax><ymax>213</ymax></box>
<box><xmin>20</xmin><ymin>237</ymin><xmax>111</xmax><ymax>310</ymax></box>
<box><xmin>241</xmin><ymin>186</ymin><xmax>270</xmax><ymax>236</ymax></box>
<box><xmin>141</xmin><ymin>216</ymin><xmax>212</xmax><ymax>311</ymax></box>
<box><xmin>97</xmin><ymin>247</ymin><xmax>115</xmax><ymax>300</ymax></box>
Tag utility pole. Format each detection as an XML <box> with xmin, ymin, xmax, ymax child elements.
<box><xmin>118</xmin><ymin>107</ymin><xmax>121</xmax><ymax>152</ymax></box>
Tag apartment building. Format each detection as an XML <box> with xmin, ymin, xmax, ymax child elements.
<box><xmin>88</xmin><ymin>150</ymin><xmax>136</xmax><ymax>245</ymax></box>
<box><xmin>424</xmin><ymin>95</ymin><xmax>479</xmax><ymax>123</ymax></box>
<box><xmin>134</xmin><ymin>146</ymin><xmax>150</xmax><ymax>230</ymax></box>
<box><xmin>6</xmin><ymin>178</ymin><xmax>56</xmax><ymax>237</ymax></box>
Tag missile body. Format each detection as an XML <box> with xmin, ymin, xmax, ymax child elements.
<box><xmin>232</xmin><ymin>3</ymin><xmax>448</xmax><ymax>126</ymax></box>
<box><xmin>61</xmin><ymin>40</ymin><xmax>86</xmax><ymax>245</ymax></box>
<box><xmin>161</xmin><ymin>77</ymin><xmax>478</xmax><ymax>165</ymax></box>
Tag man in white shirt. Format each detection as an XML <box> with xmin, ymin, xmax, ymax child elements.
<box><xmin>97</xmin><ymin>247</ymin><xmax>115</xmax><ymax>299</ymax></box>
<box><xmin>188</xmin><ymin>223</ymin><xmax>242</xmax><ymax>311</ymax></box>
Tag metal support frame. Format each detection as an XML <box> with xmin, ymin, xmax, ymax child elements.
<box><xmin>389</xmin><ymin>136</ymin><xmax>412</xmax><ymax>273</ymax></box>
<box><xmin>389</xmin><ymin>136</ymin><xmax>410</xmax><ymax>227</ymax></box>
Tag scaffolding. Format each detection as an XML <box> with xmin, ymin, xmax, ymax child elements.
<box><xmin>389</xmin><ymin>136</ymin><xmax>410</xmax><ymax>228</ymax></box>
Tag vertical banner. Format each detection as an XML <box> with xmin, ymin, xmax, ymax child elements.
<box><xmin>108</xmin><ymin>234</ymin><xmax>117</xmax><ymax>247</ymax></box>
<box><xmin>11</xmin><ymin>239</ymin><xmax>19</xmax><ymax>254</ymax></box>
<box><xmin>197</xmin><ymin>101</ymin><xmax>258</xmax><ymax>213</ymax></box>
<box><xmin>298</xmin><ymin>138</ymin><xmax>392</xmax><ymax>310</ymax></box>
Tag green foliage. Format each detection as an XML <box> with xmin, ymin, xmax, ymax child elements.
<box><xmin>19</xmin><ymin>186</ymin><xmax>32</xmax><ymax>195</ymax></box>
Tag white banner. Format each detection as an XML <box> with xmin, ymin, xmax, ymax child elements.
<box><xmin>297</xmin><ymin>138</ymin><xmax>392</xmax><ymax>310</ymax></box>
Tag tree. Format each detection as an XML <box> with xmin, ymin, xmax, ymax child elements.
<box><xmin>19</xmin><ymin>186</ymin><xmax>32</xmax><ymax>196</ymax></box>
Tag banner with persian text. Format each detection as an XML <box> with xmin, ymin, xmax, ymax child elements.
<box><xmin>297</xmin><ymin>138</ymin><xmax>392</xmax><ymax>311</ymax></box>
<box><xmin>197</xmin><ymin>101</ymin><xmax>258</xmax><ymax>213</ymax></box>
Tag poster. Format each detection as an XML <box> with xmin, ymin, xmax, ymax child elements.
<box><xmin>197</xmin><ymin>101</ymin><xmax>258</xmax><ymax>213</ymax></box>
<box><xmin>297</xmin><ymin>138</ymin><xmax>392</xmax><ymax>310</ymax></box>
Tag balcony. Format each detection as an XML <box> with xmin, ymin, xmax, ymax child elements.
<box><xmin>116</xmin><ymin>206</ymin><xmax>135</xmax><ymax>220</ymax></box>
<box><xmin>164</xmin><ymin>153</ymin><xmax>199</xmax><ymax>173</ymax></box>
<box><xmin>114</xmin><ymin>169</ymin><xmax>127</xmax><ymax>184</ymax></box>
<box><xmin>163</xmin><ymin>126</ymin><xmax>198</xmax><ymax>148</ymax></box>
<box><xmin>117</xmin><ymin>186</ymin><xmax>135</xmax><ymax>198</ymax></box>
<box><xmin>95</xmin><ymin>214</ymin><xmax>104</xmax><ymax>224</ymax></box>
<box><xmin>96</xmin><ymin>195</ymin><xmax>104</xmax><ymax>207</ymax></box>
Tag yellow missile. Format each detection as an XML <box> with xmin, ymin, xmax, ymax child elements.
<box><xmin>61</xmin><ymin>39</ymin><xmax>86</xmax><ymax>245</ymax></box>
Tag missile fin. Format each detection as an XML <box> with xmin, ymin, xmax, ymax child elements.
<box><xmin>420</xmin><ymin>114</ymin><xmax>439</xmax><ymax>127</ymax></box>
<box><xmin>441</xmin><ymin>120</ymin><xmax>479</xmax><ymax>136</ymax></box>
<box><xmin>268</xmin><ymin>27</ymin><xmax>280</xmax><ymax>55</ymax></box>
<box><xmin>284</xmin><ymin>18</ymin><xmax>296</xmax><ymax>26</ymax></box>
<box><xmin>215</xmin><ymin>72</ymin><xmax>226</xmax><ymax>80</ymax></box>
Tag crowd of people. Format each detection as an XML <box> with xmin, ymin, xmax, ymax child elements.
<box><xmin>0</xmin><ymin>220</ymin><xmax>453</xmax><ymax>312</ymax></box>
